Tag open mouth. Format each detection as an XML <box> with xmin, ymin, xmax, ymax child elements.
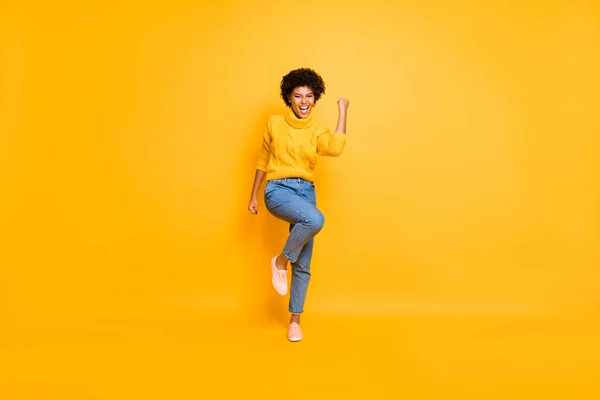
<box><xmin>299</xmin><ymin>106</ymin><xmax>309</xmax><ymax>112</ymax></box>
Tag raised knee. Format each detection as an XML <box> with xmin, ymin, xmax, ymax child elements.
<box><xmin>306</xmin><ymin>210</ymin><xmax>324</xmax><ymax>232</ymax></box>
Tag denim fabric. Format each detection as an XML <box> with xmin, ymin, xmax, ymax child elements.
<box><xmin>264</xmin><ymin>178</ymin><xmax>325</xmax><ymax>314</ymax></box>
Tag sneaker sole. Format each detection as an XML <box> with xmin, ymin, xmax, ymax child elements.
<box><xmin>272</xmin><ymin>277</ymin><xmax>287</xmax><ymax>295</ymax></box>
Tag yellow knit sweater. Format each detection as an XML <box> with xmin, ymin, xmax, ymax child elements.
<box><xmin>256</xmin><ymin>109</ymin><xmax>347</xmax><ymax>182</ymax></box>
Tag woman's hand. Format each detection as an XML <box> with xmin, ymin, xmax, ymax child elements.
<box><xmin>248</xmin><ymin>196</ymin><xmax>258</xmax><ymax>214</ymax></box>
<box><xmin>248</xmin><ymin>169</ymin><xmax>266</xmax><ymax>214</ymax></box>
<box><xmin>335</xmin><ymin>98</ymin><xmax>349</xmax><ymax>134</ymax></box>
<box><xmin>338</xmin><ymin>98</ymin><xmax>349</xmax><ymax>113</ymax></box>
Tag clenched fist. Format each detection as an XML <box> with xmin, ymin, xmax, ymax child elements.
<box><xmin>338</xmin><ymin>98</ymin><xmax>349</xmax><ymax>112</ymax></box>
<box><xmin>248</xmin><ymin>196</ymin><xmax>258</xmax><ymax>214</ymax></box>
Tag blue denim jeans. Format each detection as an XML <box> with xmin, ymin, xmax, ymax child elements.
<box><xmin>264</xmin><ymin>178</ymin><xmax>325</xmax><ymax>315</ymax></box>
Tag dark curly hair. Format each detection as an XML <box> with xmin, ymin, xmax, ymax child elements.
<box><xmin>280</xmin><ymin>68</ymin><xmax>326</xmax><ymax>108</ymax></box>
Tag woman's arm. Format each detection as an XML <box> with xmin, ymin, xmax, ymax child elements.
<box><xmin>249</xmin><ymin>118</ymin><xmax>272</xmax><ymax>214</ymax></box>
<box><xmin>248</xmin><ymin>169</ymin><xmax>266</xmax><ymax>214</ymax></box>
<box><xmin>335</xmin><ymin>98</ymin><xmax>349</xmax><ymax>133</ymax></box>
<box><xmin>317</xmin><ymin>98</ymin><xmax>350</xmax><ymax>156</ymax></box>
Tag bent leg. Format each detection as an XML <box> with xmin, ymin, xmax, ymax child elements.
<box><xmin>265</xmin><ymin>189</ymin><xmax>324</xmax><ymax>263</ymax></box>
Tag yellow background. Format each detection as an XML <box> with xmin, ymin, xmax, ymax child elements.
<box><xmin>1</xmin><ymin>0</ymin><xmax>599</xmax><ymax>399</ymax></box>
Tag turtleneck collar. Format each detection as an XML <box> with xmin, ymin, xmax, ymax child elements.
<box><xmin>284</xmin><ymin>108</ymin><xmax>313</xmax><ymax>129</ymax></box>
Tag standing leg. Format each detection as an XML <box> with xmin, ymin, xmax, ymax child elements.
<box><xmin>285</xmin><ymin>225</ymin><xmax>314</xmax><ymax>342</ymax></box>
<box><xmin>288</xmin><ymin>233</ymin><xmax>313</xmax><ymax>317</ymax></box>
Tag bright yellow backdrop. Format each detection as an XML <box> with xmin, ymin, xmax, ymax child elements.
<box><xmin>1</xmin><ymin>1</ymin><xmax>599</xmax><ymax>399</ymax></box>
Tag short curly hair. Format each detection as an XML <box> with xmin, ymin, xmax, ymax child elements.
<box><xmin>280</xmin><ymin>68</ymin><xmax>326</xmax><ymax>108</ymax></box>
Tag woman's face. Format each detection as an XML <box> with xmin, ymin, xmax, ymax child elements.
<box><xmin>289</xmin><ymin>86</ymin><xmax>314</xmax><ymax>119</ymax></box>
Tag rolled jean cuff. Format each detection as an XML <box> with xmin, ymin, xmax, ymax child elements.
<box><xmin>282</xmin><ymin>250</ymin><xmax>298</xmax><ymax>264</ymax></box>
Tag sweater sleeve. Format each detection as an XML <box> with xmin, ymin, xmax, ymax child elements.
<box><xmin>256</xmin><ymin>118</ymin><xmax>272</xmax><ymax>171</ymax></box>
<box><xmin>317</xmin><ymin>127</ymin><xmax>347</xmax><ymax>157</ymax></box>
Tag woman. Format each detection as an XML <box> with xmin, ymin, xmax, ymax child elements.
<box><xmin>247</xmin><ymin>67</ymin><xmax>349</xmax><ymax>342</ymax></box>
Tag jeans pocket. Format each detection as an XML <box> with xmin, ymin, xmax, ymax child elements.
<box><xmin>264</xmin><ymin>181</ymin><xmax>276</xmax><ymax>201</ymax></box>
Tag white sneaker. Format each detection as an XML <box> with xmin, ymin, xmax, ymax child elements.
<box><xmin>271</xmin><ymin>256</ymin><xmax>288</xmax><ymax>295</ymax></box>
